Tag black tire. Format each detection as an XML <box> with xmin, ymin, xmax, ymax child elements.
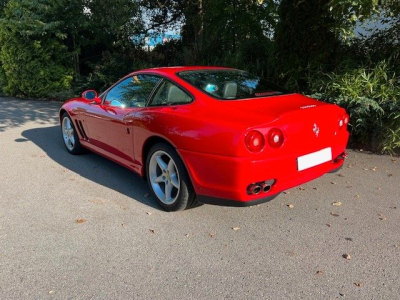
<box><xmin>61</xmin><ymin>112</ymin><xmax>84</xmax><ymax>155</ymax></box>
<box><xmin>146</xmin><ymin>143</ymin><xmax>197</xmax><ymax>211</ymax></box>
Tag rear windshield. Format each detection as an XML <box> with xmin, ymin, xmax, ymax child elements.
<box><xmin>178</xmin><ymin>70</ymin><xmax>288</xmax><ymax>100</ymax></box>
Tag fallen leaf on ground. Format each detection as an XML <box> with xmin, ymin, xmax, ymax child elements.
<box><xmin>326</xmin><ymin>223</ymin><xmax>332</xmax><ymax>227</ymax></box>
<box><xmin>149</xmin><ymin>229</ymin><xmax>156</xmax><ymax>234</ymax></box>
<box><xmin>75</xmin><ymin>219</ymin><xmax>86</xmax><ymax>224</ymax></box>
<box><xmin>354</xmin><ymin>282</ymin><xmax>363</xmax><ymax>287</ymax></box>
<box><xmin>378</xmin><ymin>214</ymin><xmax>387</xmax><ymax>220</ymax></box>
<box><xmin>313</xmin><ymin>187</ymin><xmax>318</xmax><ymax>190</ymax></box>
<box><xmin>287</xmin><ymin>204</ymin><xmax>294</xmax><ymax>209</ymax></box>
<box><xmin>298</xmin><ymin>187</ymin><xmax>305</xmax><ymax>190</ymax></box>
<box><xmin>232</xmin><ymin>227</ymin><xmax>240</xmax><ymax>231</ymax></box>
<box><xmin>48</xmin><ymin>291</ymin><xmax>54</xmax><ymax>294</ymax></box>
<box><xmin>330</xmin><ymin>182</ymin><xmax>337</xmax><ymax>185</ymax></box>
<box><xmin>388</xmin><ymin>173</ymin><xmax>393</xmax><ymax>177</ymax></box>
<box><xmin>316</xmin><ymin>270</ymin><xmax>323</xmax><ymax>275</ymax></box>
<box><xmin>209</xmin><ymin>233</ymin><xmax>215</xmax><ymax>238</ymax></box>
<box><xmin>185</xmin><ymin>234</ymin><xmax>190</xmax><ymax>237</ymax></box>
<box><xmin>332</xmin><ymin>201</ymin><xmax>342</xmax><ymax>206</ymax></box>
<box><xmin>330</xmin><ymin>212</ymin><xmax>340</xmax><ymax>217</ymax></box>
<box><xmin>146</xmin><ymin>212</ymin><xmax>152</xmax><ymax>215</ymax></box>
<box><xmin>354</xmin><ymin>194</ymin><xmax>360</xmax><ymax>198</ymax></box>
<box><xmin>345</xmin><ymin>237</ymin><xmax>353</xmax><ymax>241</ymax></box>
<box><xmin>342</xmin><ymin>253</ymin><xmax>351</xmax><ymax>260</ymax></box>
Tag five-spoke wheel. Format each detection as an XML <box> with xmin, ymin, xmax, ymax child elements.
<box><xmin>61</xmin><ymin>113</ymin><xmax>83</xmax><ymax>154</ymax></box>
<box><xmin>146</xmin><ymin>143</ymin><xmax>197</xmax><ymax>211</ymax></box>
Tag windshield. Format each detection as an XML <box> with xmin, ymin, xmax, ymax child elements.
<box><xmin>178</xmin><ymin>70</ymin><xmax>288</xmax><ymax>100</ymax></box>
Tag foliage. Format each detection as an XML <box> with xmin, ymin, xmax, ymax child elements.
<box><xmin>329</xmin><ymin>0</ymin><xmax>400</xmax><ymax>37</ymax></box>
<box><xmin>0</xmin><ymin>0</ymin><xmax>74</xmax><ymax>97</ymax></box>
<box><xmin>0</xmin><ymin>0</ymin><xmax>399</xmax><ymax>153</ymax></box>
<box><xmin>274</xmin><ymin>0</ymin><xmax>341</xmax><ymax>90</ymax></box>
<box><xmin>310</xmin><ymin>59</ymin><xmax>400</xmax><ymax>154</ymax></box>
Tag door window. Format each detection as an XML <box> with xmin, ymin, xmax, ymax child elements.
<box><xmin>150</xmin><ymin>81</ymin><xmax>192</xmax><ymax>106</ymax></box>
<box><xmin>105</xmin><ymin>75</ymin><xmax>161</xmax><ymax>108</ymax></box>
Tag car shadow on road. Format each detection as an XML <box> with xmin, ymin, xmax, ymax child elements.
<box><xmin>21</xmin><ymin>125</ymin><xmax>161</xmax><ymax>210</ymax></box>
<box><xmin>0</xmin><ymin>97</ymin><xmax>61</xmax><ymax>132</ymax></box>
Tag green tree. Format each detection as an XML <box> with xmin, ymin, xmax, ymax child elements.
<box><xmin>0</xmin><ymin>0</ymin><xmax>73</xmax><ymax>97</ymax></box>
<box><xmin>274</xmin><ymin>0</ymin><xmax>340</xmax><ymax>90</ymax></box>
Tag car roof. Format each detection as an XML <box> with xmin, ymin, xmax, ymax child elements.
<box><xmin>137</xmin><ymin>66</ymin><xmax>235</xmax><ymax>75</ymax></box>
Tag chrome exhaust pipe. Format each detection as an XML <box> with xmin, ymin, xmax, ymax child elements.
<box><xmin>247</xmin><ymin>184</ymin><xmax>262</xmax><ymax>195</ymax></box>
<box><xmin>260</xmin><ymin>183</ymin><xmax>271</xmax><ymax>193</ymax></box>
<box><xmin>333</xmin><ymin>152</ymin><xmax>347</xmax><ymax>163</ymax></box>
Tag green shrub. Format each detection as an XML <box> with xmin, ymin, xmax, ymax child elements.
<box><xmin>0</xmin><ymin>0</ymin><xmax>73</xmax><ymax>98</ymax></box>
<box><xmin>310</xmin><ymin>60</ymin><xmax>400</xmax><ymax>154</ymax></box>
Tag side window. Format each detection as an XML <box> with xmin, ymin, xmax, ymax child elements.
<box><xmin>150</xmin><ymin>81</ymin><xmax>192</xmax><ymax>106</ymax></box>
<box><xmin>105</xmin><ymin>75</ymin><xmax>160</xmax><ymax>108</ymax></box>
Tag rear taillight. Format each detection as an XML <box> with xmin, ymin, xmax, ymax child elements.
<box><xmin>268</xmin><ymin>128</ymin><xmax>284</xmax><ymax>148</ymax></box>
<box><xmin>245</xmin><ymin>130</ymin><xmax>265</xmax><ymax>152</ymax></box>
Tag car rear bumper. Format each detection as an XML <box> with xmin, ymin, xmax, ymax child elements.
<box><xmin>179</xmin><ymin>145</ymin><xmax>347</xmax><ymax>206</ymax></box>
<box><xmin>197</xmin><ymin>193</ymin><xmax>281</xmax><ymax>207</ymax></box>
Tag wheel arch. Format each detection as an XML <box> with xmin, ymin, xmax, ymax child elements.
<box><xmin>141</xmin><ymin>136</ymin><xmax>188</xmax><ymax>180</ymax></box>
<box><xmin>59</xmin><ymin>108</ymin><xmax>67</xmax><ymax>123</ymax></box>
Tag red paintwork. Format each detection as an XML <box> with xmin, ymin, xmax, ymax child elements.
<box><xmin>60</xmin><ymin>66</ymin><xmax>349</xmax><ymax>204</ymax></box>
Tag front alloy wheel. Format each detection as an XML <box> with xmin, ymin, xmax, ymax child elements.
<box><xmin>61</xmin><ymin>112</ymin><xmax>84</xmax><ymax>154</ymax></box>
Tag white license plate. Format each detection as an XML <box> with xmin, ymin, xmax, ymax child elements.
<box><xmin>297</xmin><ymin>147</ymin><xmax>332</xmax><ymax>171</ymax></box>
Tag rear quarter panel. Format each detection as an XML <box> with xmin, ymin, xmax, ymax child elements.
<box><xmin>132</xmin><ymin>104</ymin><xmax>248</xmax><ymax>163</ymax></box>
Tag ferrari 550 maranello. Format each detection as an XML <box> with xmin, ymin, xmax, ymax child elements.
<box><xmin>60</xmin><ymin>66</ymin><xmax>349</xmax><ymax>211</ymax></box>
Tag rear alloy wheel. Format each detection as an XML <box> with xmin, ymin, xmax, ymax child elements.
<box><xmin>61</xmin><ymin>113</ymin><xmax>84</xmax><ymax>154</ymax></box>
<box><xmin>146</xmin><ymin>143</ymin><xmax>197</xmax><ymax>211</ymax></box>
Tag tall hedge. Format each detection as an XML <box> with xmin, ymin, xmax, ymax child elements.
<box><xmin>0</xmin><ymin>0</ymin><xmax>72</xmax><ymax>98</ymax></box>
<box><xmin>274</xmin><ymin>0</ymin><xmax>340</xmax><ymax>90</ymax></box>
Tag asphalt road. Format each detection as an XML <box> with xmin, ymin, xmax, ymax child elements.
<box><xmin>0</xmin><ymin>97</ymin><xmax>399</xmax><ymax>300</ymax></box>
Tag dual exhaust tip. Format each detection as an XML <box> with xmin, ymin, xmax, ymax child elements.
<box><xmin>247</xmin><ymin>180</ymin><xmax>274</xmax><ymax>195</ymax></box>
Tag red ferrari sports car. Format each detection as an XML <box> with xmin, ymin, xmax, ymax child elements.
<box><xmin>60</xmin><ymin>66</ymin><xmax>349</xmax><ymax>211</ymax></box>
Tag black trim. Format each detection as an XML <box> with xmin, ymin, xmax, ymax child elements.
<box><xmin>146</xmin><ymin>78</ymin><xmax>165</xmax><ymax>106</ymax></box>
<box><xmin>197</xmin><ymin>193</ymin><xmax>280</xmax><ymax>207</ymax></box>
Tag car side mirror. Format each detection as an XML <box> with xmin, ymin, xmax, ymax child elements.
<box><xmin>82</xmin><ymin>90</ymin><xmax>100</xmax><ymax>103</ymax></box>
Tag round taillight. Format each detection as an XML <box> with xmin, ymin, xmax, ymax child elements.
<box><xmin>268</xmin><ymin>128</ymin><xmax>284</xmax><ymax>148</ymax></box>
<box><xmin>245</xmin><ymin>130</ymin><xmax>265</xmax><ymax>152</ymax></box>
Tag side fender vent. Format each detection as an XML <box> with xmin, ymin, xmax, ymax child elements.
<box><xmin>75</xmin><ymin>120</ymin><xmax>89</xmax><ymax>140</ymax></box>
